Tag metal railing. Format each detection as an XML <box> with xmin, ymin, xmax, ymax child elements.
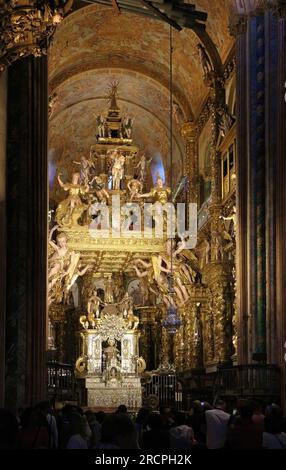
<box><xmin>143</xmin><ymin>373</ymin><xmax>182</xmax><ymax>410</ymax></box>
<box><xmin>47</xmin><ymin>362</ymin><xmax>76</xmax><ymax>402</ymax></box>
<box><xmin>213</xmin><ymin>364</ymin><xmax>281</xmax><ymax>400</ymax></box>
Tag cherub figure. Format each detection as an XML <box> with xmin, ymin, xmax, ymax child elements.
<box><xmin>127</xmin><ymin>176</ymin><xmax>143</xmax><ymax>201</ymax></box>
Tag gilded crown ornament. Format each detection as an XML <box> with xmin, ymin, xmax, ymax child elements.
<box><xmin>0</xmin><ymin>0</ymin><xmax>73</xmax><ymax>72</ymax></box>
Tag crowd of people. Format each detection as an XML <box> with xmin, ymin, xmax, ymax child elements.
<box><xmin>0</xmin><ymin>399</ymin><xmax>286</xmax><ymax>449</ymax></box>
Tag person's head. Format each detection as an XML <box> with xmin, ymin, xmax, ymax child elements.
<box><xmin>147</xmin><ymin>412</ymin><xmax>163</xmax><ymax>430</ymax></box>
<box><xmin>264</xmin><ymin>415</ymin><xmax>283</xmax><ymax>434</ymax></box>
<box><xmin>136</xmin><ymin>408</ymin><xmax>150</xmax><ymax>425</ymax></box>
<box><xmin>69</xmin><ymin>412</ymin><xmax>85</xmax><ymax>437</ymax></box>
<box><xmin>36</xmin><ymin>400</ymin><xmax>52</xmax><ymax>417</ymax></box>
<box><xmin>191</xmin><ymin>401</ymin><xmax>203</xmax><ymax>414</ymax></box>
<box><xmin>95</xmin><ymin>411</ymin><xmax>106</xmax><ymax>424</ymax></box>
<box><xmin>108</xmin><ymin>339</ymin><xmax>115</xmax><ymax>347</ymax></box>
<box><xmin>214</xmin><ymin>400</ymin><xmax>227</xmax><ymax>412</ymax></box>
<box><xmin>101</xmin><ymin>413</ymin><xmax>138</xmax><ymax>449</ymax></box>
<box><xmin>116</xmin><ymin>405</ymin><xmax>128</xmax><ymax>414</ymax></box>
<box><xmin>239</xmin><ymin>401</ymin><xmax>254</xmax><ymax>420</ymax></box>
<box><xmin>265</xmin><ymin>403</ymin><xmax>282</xmax><ymax>418</ymax></box>
<box><xmin>56</xmin><ymin>232</ymin><xmax>67</xmax><ymax>248</ymax></box>
<box><xmin>85</xmin><ymin>410</ymin><xmax>96</xmax><ymax>424</ymax></box>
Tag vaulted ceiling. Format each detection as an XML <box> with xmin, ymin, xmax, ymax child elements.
<box><xmin>48</xmin><ymin>1</ymin><xmax>234</xmax><ymax>197</ymax></box>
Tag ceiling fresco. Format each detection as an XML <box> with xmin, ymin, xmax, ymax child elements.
<box><xmin>48</xmin><ymin>1</ymin><xmax>234</xmax><ymax>201</ymax></box>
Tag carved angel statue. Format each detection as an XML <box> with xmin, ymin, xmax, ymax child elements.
<box><xmin>63</xmin><ymin>262</ymin><xmax>91</xmax><ymax>304</ymax></box>
<box><xmin>127</xmin><ymin>176</ymin><xmax>143</xmax><ymax>201</ymax></box>
<box><xmin>197</xmin><ymin>43</ymin><xmax>213</xmax><ymax>77</ymax></box>
<box><xmin>48</xmin><ymin>225</ymin><xmax>70</xmax><ymax>282</ymax></box>
<box><xmin>159</xmin><ymin>238</ymin><xmax>191</xmax><ymax>306</ymax></box>
<box><xmin>56</xmin><ymin>172</ymin><xmax>89</xmax><ymax>227</ymax></box>
<box><xmin>48</xmin><ymin>227</ymin><xmax>85</xmax><ymax>306</ymax></box>
<box><xmin>132</xmin><ymin>258</ymin><xmax>170</xmax><ymax>306</ymax></box>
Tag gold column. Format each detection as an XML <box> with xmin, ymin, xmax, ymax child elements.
<box><xmin>204</xmin><ymin>263</ymin><xmax>234</xmax><ymax>364</ymax></box>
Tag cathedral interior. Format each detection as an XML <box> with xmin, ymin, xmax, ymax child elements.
<box><xmin>0</xmin><ymin>0</ymin><xmax>286</xmax><ymax>444</ymax></box>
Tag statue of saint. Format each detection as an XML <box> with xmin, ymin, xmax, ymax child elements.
<box><xmin>103</xmin><ymin>339</ymin><xmax>120</xmax><ymax>367</ymax></box>
<box><xmin>218</xmin><ymin>105</ymin><xmax>234</xmax><ymax>138</ymax></box>
<box><xmin>135</xmin><ymin>154</ymin><xmax>153</xmax><ymax>183</ymax></box>
<box><xmin>118</xmin><ymin>292</ymin><xmax>133</xmax><ymax>317</ymax></box>
<box><xmin>197</xmin><ymin>238</ymin><xmax>211</xmax><ymax>269</ymax></box>
<box><xmin>73</xmin><ymin>156</ymin><xmax>94</xmax><ymax>185</ymax></box>
<box><xmin>87</xmin><ymin>289</ymin><xmax>104</xmax><ymax>321</ymax></box>
<box><xmin>111</xmin><ymin>151</ymin><xmax>125</xmax><ymax>190</ymax></box>
<box><xmin>123</xmin><ymin>116</ymin><xmax>134</xmax><ymax>139</ymax></box>
<box><xmin>96</xmin><ymin>113</ymin><xmax>106</xmax><ymax>138</ymax></box>
<box><xmin>56</xmin><ymin>172</ymin><xmax>89</xmax><ymax>227</ymax></box>
<box><xmin>221</xmin><ymin>207</ymin><xmax>237</xmax><ymax>234</ymax></box>
<box><xmin>104</xmin><ymin>274</ymin><xmax>114</xmax><ymax>304</ymax></box>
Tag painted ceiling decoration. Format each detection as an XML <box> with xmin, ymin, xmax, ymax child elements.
<box><xmin>48</xmin><ymin>1</ymin><xmax>235</xmax><ymax>199</ymax></box>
